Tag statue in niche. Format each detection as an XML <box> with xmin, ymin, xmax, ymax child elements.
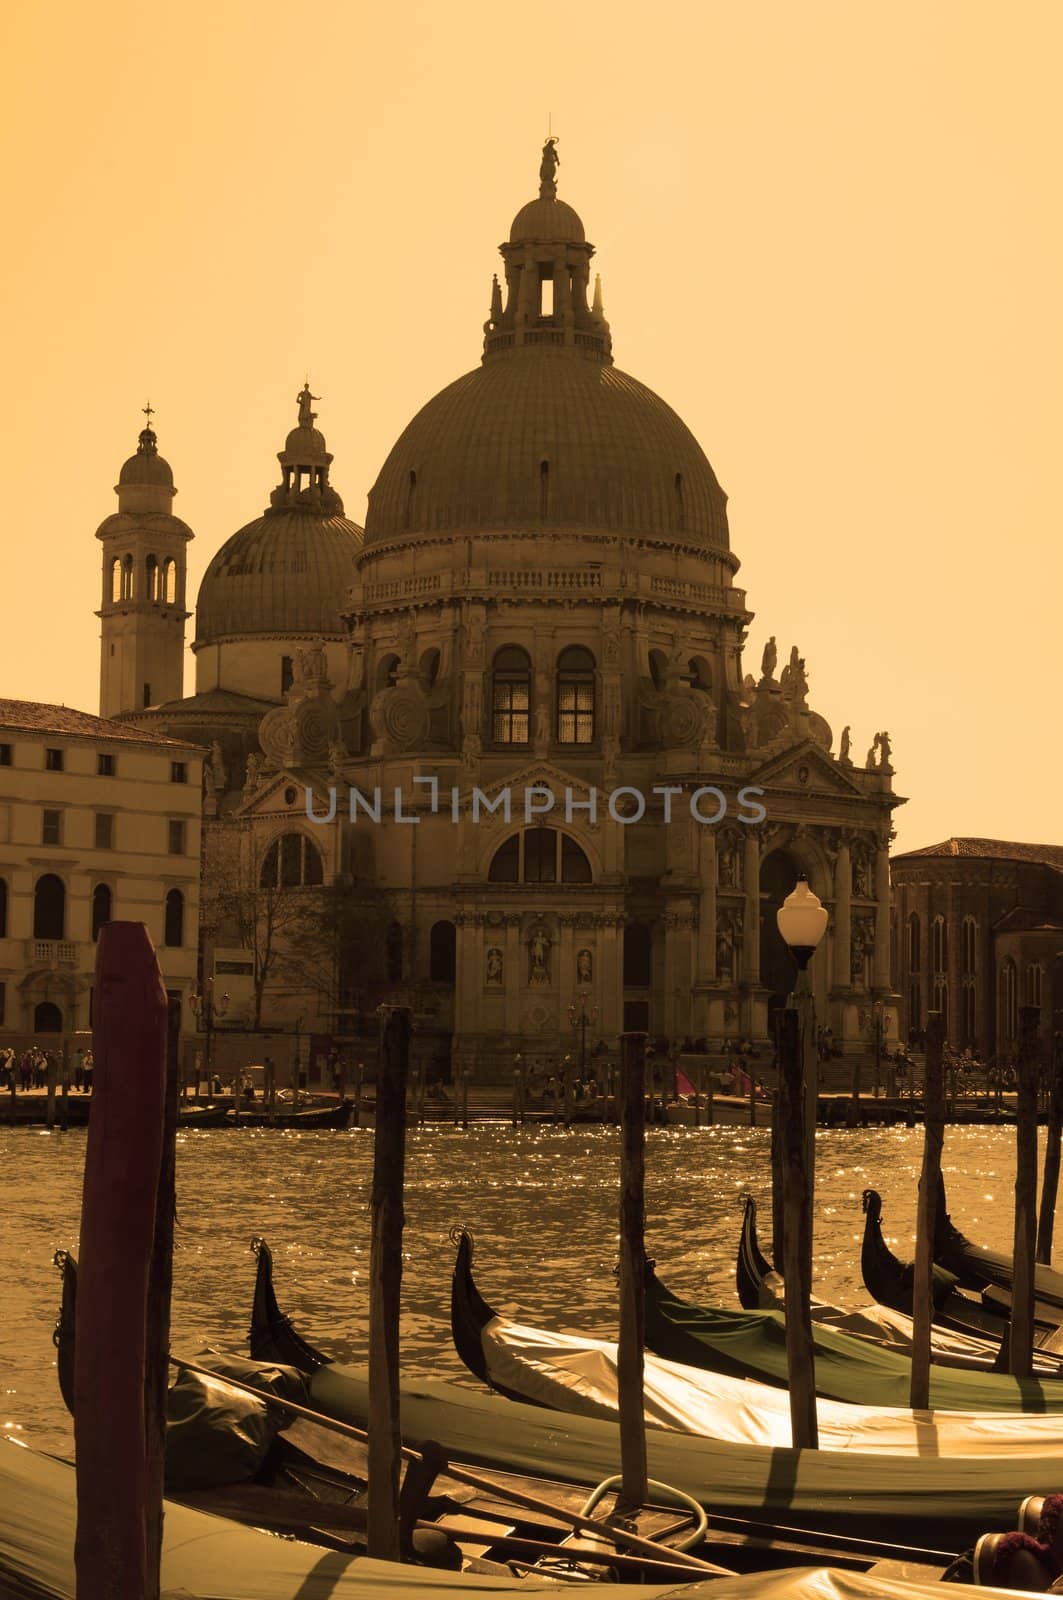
<box><xmin>486</xmin><ymin>947</ymin><xmax>503</xmax><ymax>986</ymax></box>
<box><xmin>718</xmin><ymin>838</ymin><xmax>741</xmax><ymax>889</ymax></box>
<box><xmin>576</xmin><ymin>948</ymin><xmax>593</xmax><ymax>985</ymax></box>
<box><xmin>534</xmin><ymin>701</ymin><xmax>550</xmax><ymax>747</ymax></box>
<box><xmin>716</xmin><ymin>918</ymin><xmax>735</xmax><ymax>980</ymax></box>
<box><xmin>528</xmin><ymin>925</ymin><xmax>551</xmax><ymax>984</ymax></box>
<box><xmin>760</xmin><ymin>637</ymin><xmax>777</xmax><ymax>681</ymax></box>
<box><xmin>853</xmin><ymin>850</ymin><xmax>873</xmax><ymax>899</ymax></box>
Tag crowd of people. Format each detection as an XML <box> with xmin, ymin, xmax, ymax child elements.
<box><xmin>0</xmin><ymin>1045</ymin><xmax>94</xmax><ymax>1092</ymax></box>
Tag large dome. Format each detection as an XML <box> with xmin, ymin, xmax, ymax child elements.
<box><xmin>364</xmin><ymin>349</ymin><xmax>730</xmax><ymax>549</ymax></box>
<box><xmin>194</xmin><ymin>509</ymin><xmax>362</xmax><ymax>644</ymax></box>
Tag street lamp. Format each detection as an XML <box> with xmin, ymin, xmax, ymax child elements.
<box><xmin>774</xmin><ymin>874</ymin><xmax>828</xmax><ymax>1451</ymax></box>
<box><xmin>188</xmin><ymin>979</ymin><xmax>230</xmax><ymax>1101</ymax></box>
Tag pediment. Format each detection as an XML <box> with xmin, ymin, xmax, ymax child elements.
<box><xmin>747</xmin><ymin>742</ymin><xmax>866</xmax><ymax>798</ymax></box>
<box><xmin>232</xmin><ymin>767</ymin><xmax>333</xmax><ymax>821</ymax></box>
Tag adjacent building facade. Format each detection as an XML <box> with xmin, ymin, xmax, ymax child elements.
<box><xmin>0</xmin><ymin>701</ymin><xmax>203</xmax><ymax>1039</ymax></box>
<box><xmin>98</xmin><ymin>150</ymin><xmax>905</xmax><ymax>1077</ymax></box>
<box><xmin>891</xmin><ymin>837</ymin><xmax>1063</xmax><ymax>1061</ymax></box>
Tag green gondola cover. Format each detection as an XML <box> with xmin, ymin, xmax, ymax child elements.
<box><xmin>644</xmin><ymin>1270</ymin><xmax>1063</xmax><ymax>1414</ymax></box>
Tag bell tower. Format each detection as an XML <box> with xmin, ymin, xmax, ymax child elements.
<box><xmin>96</xmin><ymin>410</ymin><xmax>194</xmax><ymax>718</ymax></box>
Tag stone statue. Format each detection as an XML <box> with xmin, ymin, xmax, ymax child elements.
<box><xmin>718</xmin><ymin>839</ymin><xmax>740</xmax><ymax>889</ymax></box>
<box><xmin>528</xmin><ymin>925</ymin><xmax>551</xmax><ymax>984</ymax></box>
<box><xmin>576</xmin><ymin>948</ymin><xmax>593</xmax><ymax>984</ymax></box>
<box><xmin>296</xmin><ymin>382</ymin><xmax>320</xmax><ymax>428</ymax></box>
<box><xmin>790</xmin><ymin>656</ymin><xmax>808</xmax><ymax>707</ymax></box>
<box><xmin>534</xmin><ymin>702</ymin><xmax>550</xmax><ymax>748</ymax></box>
<box><xmin>243</xmin><ymin>751</ymin><xmax>263</xmax><ymax>794</ymax></box>
<box><xmin>539</xmin><ymin>137</ymin><xmax>560</xmax><ymax>190</ymax></box>
<box><xmin>716</xmin><ymin>919</ymin><xmax>735</xmax><ymax>979</ymax></box>
<box><xmin>208</xmin><ymin>739</ymin><xmax>227</xmax><ymax>793</ymax></box>
<box><xmin>839</xmin><ymin>725</ymin><xmax>851</xmax><ymax>763</ymax></box>
<box><xmin>866</xmin><ymin>734</ymin><xmax>880</xmax><ymax>770</ymax></box>
<box><xmin>328</xmin><ymin>738</ymin><xmax>347</xmax><ymax>778</ymax></box>
<box><xmin>461</xmin><ymin>731</ymin><xmax>481</xmax><ymax>770</ymax></box>
<box><xmin>879</xmin><ymin>730</ymin><xmax>892</xmax><ymax>768</ymax></box>
<box><xmin>486</xmin><ymin>947</ymin><xmax>503</xmax><ymax>986</ymax></box>
<box><xmin>698</xmin><ymin>696</ymin><xmax>718</xmax><ymax>749</ymax></box>
<box><xmin>760</xmin><ymin>636</ymin><xmax>777</xmax><ymax>681</ymax></box>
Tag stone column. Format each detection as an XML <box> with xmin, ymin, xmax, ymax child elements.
<box><xmin>697</xmin><ymin>828</ymin><xmax>717</xmax><ymax>982</ymax></box>
<box><xmin>504</xmin><ymin>914</ymin><xmax>521</xmax><ymax>1025</ymax></box>
<box><xmin>832</xmin><ymin>835</ymin><xmax>852</xmax><ymax>991</ymax></box>
<box><xmin>873</xmin><ymin>836</ymin><xmax>891</xmax><ymax>992</ymax></box>
<box><xmin>559</xmin><ymin>916</ymin><xmax>576</xmax><ymax>1017</ymax></box>
<box><xmin>742</xmin><ymin>829</ymin><xmax>761</xmax><ymax>986</ymax></box>
<box><xmin>453</xmin><ymin>914</ymin><xmax>478</xmax><ymax>1037</ymax></box>
<box><xmin>600</xmin><ymin>914</ymin><xmax>623</xmax><ymax>1040</ymax></box>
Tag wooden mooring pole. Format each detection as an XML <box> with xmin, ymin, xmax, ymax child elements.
<box><xmin>1037</xmin><ymin>1028</ymin><xmax>1063</xmax><ymax>1265</ymax></box>
<box><xmin>1010</xmin><ymin>1006</ymin><xmax>1041</xmax><ymax>1378</ymax></box>
<box><xmin>617</xmin><ymin>1031</ymin><xmax>648</xmax><ymax>1508</ymax></box>
<box><xmin>910</xmin><ymin>1012</ymin><xmax>945</xmax><ymax>1409</ymax></box>
<box><xmin>367</xmin><ymin>1005</ymin><xmax>411</xmax><ymax>1561</ymax></box>
<box><xmin>777</xmin><ymin>1007</ymin><xmax>817</xmax><ymax>1449</ymax></box>
<box><xmin>74</xmin><ymin>923</ymin><xmax>168</xmax><ymax>1600</ymax></box>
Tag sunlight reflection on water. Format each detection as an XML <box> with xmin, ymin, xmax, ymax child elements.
<box><xmin>0</xmin><ymin>1121</ymin><xmax>1038</xmax><ymax>1453</ymax></box>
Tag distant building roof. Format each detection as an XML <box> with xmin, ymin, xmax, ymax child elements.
<box><xmin>894</xmin><ymin>837</ymin><xmax>1063</xmax><ymax>873</ymax></box>
<box><xmin>0</xmin><ymin>699</ymin><xmax>204</xmax><ymax>752</ymax></box>
<box><xmin>993</xmin><ymin>906</ymin><xmax>1063</xmax><ymax>935</ymax></box>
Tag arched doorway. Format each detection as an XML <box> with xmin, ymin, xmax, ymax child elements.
<box><xmin>759</xmin><ymin>850</ymin><xmax>801</xmax><ymax>1025</ymax></box>
<box><xmin>34</xmin><ymin>1001</ymin><xmax>62</xmax><ymax>1033</ymax></box>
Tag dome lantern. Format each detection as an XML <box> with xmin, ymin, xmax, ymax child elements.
<box><xmin>483</xmin><ymin>142</ymin><xmax>611</xmax><ymax>365</ymax></box>
<box><xmin>270</xmin><ymin>382</ymin><xmax>343</xmax><ymax>514</ymax></box>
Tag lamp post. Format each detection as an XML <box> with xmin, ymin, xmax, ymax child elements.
<box><xmin>567</xmin><ymin>991</ymin><xmax>599</xmax><ymax>1083</ymax></box>
<box><xmin>188</xmin><ymin>979</ymin><xmax>230</xmax><ymax>1102</ymax></box>
<box><xmin>775</xmin><ymin>875</ymin><xmax>829</xmax><ymax>1450</ymax></box>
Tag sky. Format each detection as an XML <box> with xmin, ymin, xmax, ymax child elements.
<box><xmin>0</xmin><ymin>0</ymin><xmax>1059</xmax><ymax>853</ymax></box>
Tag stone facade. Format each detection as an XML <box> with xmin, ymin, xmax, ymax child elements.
<box><xmin>891</xmin><ymin>837</ymin><xmax>1063</xmax><ymax>1061</ymax></box>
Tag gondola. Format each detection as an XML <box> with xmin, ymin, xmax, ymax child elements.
<box><xmin>234</xmin><ymin>1100</ymin><xmax>353</xmax><ymax>1130</ymax></box>
<box><xmin>935</xmin><ymin>1181</ymin><xmax>1063</xmax><ymax>1317</ymax></box>
<box><xmin>249</xmin><ymin>1233</ymin><xmax>987</xmax><ymax>1559</ymax></box>
<box><xmin>861</xmin><ymin>1190</ymin><xmax>1063</xmax><ymax>1348</ymax></box>
<box><xmin>737</xmin><ymin>1195</ymin><xmax>1063</xmax><ymax>1376</ymax></box>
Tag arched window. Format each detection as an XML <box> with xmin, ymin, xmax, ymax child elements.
<box><xmin>386</xmin><ymin>922</ymin><xmax>404</xmax><ymax>982</ymax></box>
<box><xmin>420</xmin><ymin>648</ymin><xmax>440</xmax><ymax>688</ymax></box>
<box><xmin>491</xmin><ymin>646</ymin><xmax>530</xmax><ymax>745</ymax></box>
<box><xmin>906</xmin><ymin>912</ymin><xmax>921</xmax><ymax>974</ymax></box>
<box><xmin>163</xmin><ymin>557</ymin><xmax>176</xmax><ymax>604</ymax></box>
<box><xmin>961</xmin><ymin>917</ymin><xmax>977</xmax><ymax>976</ymax></box>
<box><xmin>91</xmin><ymin>883</ymin><xmax>111</xmax><ymax>942</ymax></box>
<box><xmin>260</xmin><ymin>832</ymin><xmax>324</xmax><ymax>889</ymax></box>
<box><xmin>688</xmin><ymin>656</ymin><xmax>712</xmax><ymax>693</ymax></box>
<box><xmin>164</xmin><ymin>888</ymin><xmax>184</xmax><ymax>948</ymax></box>
<box><xmin>623</xmin><ymin>924</ymin><xmax>652</xmax><ymax>988</ymax></box>
<box><xmin>1026</xmin><ymin>962</ymin><xmax>1044</xmax><ymax>1008</ymax></box>
<box><xmin>1001</xmin><ymin>959</ymin><xmax>1018</xmax><ymax>1042</ymax></box>
<box><xmin>648</xmin><ymin>649</ymin><xmax>668</xmax><ymax>691</ymax></box>
<box><xmin>556</xmin><ymin>646</ymin><xmax>595</xmax><ymax>745</ymax></box>
<box><xmin>34</xmin><ymin>1001</ymin><xmax>62</xmax><ymax>1033</ymax></box>
<box><xmin>110</xmin><ymin>557</ymin><xmax>122</xmax><ymax>603</ymax></box>
<box><xmin>33</xmin><ymin>874</ymin><xmax>65</xmax><ymax>940</ymax></box>
<box><xmin>488</xmin><ymin>828</ymin><xmax>592</xmax><ymax>885</ymax></box>
<box><xmin>908</xmin><ymin>980</ymin><xmax>921</xmax><ymax>1034</ymax></box>
<box><xmin>121</xmin><ymin>553</ymin><xmax>134</xmax><ymax>600</ymax></box>
<box><xmin>931</xmin><ymin>915</ymin><xmax>948</xmax><ymax>975</ymax></box>
<box><xmin>961</xmin><ymin>982</ymin><xmax>976</xmax><ymax>1046</ymax></box>
<box><xmin>429</xmin><ymin>920</ymin><xmax>456</xmax><ymax>982</ymax></box>
<box><xmin>145</xmin><ymin>554</ymin><xmax>159</xmax><ymax>601</ymax></box>
<box><xmin>0</xmin><ymin>877</ymin><xmax>6</xmax><ymax>939</ymax></box>
<box><xmin>377</xmin><ymin>653</ymin><xmax>400</xmax><ymax>689</ymax></box>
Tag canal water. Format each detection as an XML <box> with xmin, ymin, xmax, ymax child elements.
<box><xmin>0</xmin><ymin>1122</ymin><xmax>1044</xmax><ymax>1455</ymax></box>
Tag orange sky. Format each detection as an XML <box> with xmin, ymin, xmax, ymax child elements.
<box><xmin>1</xmin><ymin>0</ymin><xmax>1058</xmax><ymax>852</ymax></box>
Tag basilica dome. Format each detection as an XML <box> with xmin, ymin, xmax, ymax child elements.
<box><xmin>194</xmin><ymin>389</ymin><xmax>362</xmax><ymax>646</ymax></box>
<box><xmin>364</xmin><ymin>171</ymin><xmax>729</xmax><ymax>552</ymax></box>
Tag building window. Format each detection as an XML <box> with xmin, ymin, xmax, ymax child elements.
<box><xmin>146</xmin><ymin>554</ymin><xmax>159</xmax><ymax>601</ymax></box>
<box><xmin>45</xmin><ymin>748</ymin><xmax>64</xmax><ymax>772</ymax></box>
<box><xmin>1001</xmin><ymin>959</ymin><xmax>1018</xmax><ymax>1043</ymax></box>
<box><xmin>377</xmin><ymin>654</ymin><xmax>400</xmax><ymax>690</ymax></box>
<box><xmin>906</xmin><ymin>912</ymin><xmax>921</xmax><ymax>974</ymax></box>
<box><xmin>163</xmin><ymin>557</ymin><xmax>176</xmax><ymax>605</ymax></box>
<box><xmin>97</xmin><ymin>753</ymin><xmax>115</xmax><ymax>776</ymax></box>
<box><xmin>623</xmin><ymin>924</ymin><xmax>652</xmax><ymax>988</ymax></box>
<box><xmin>143</xmin><ymin>682</ymin><xmax>152</xmax><ymax>708</ymax></box>
<box><xmin>259</xmin><ymin>832</ymin><xmax>324</xmax><ymax>889</ymax></box>
<box><xmin>121</xmin><ymin>553</ymin><xmax>134</xmax><ymax>599</ymax></box>
<box><xmin>94</xmin><ymin>813</ymin><xmax>114</xmax><ymax>849</ymax></box>
<box><xmin>961</xmin><ymin>981</ymin><xmax>976</xmax><ymax>1046</ymax></box>
<box><xmin>487</xmin><ymin>828</ymin><xmax>593</xmax><ymax>885</ymax></box>
<box><xmin>91</xmin><ymin>883</ymin><xmax>112</xmax><ymax>941</ymax></box>
<box><xmin>688</xmin><ymin>656</ymin><xmax>712</xmax><ymax>694</ymax></box>
<box><xmin>429</xmin><ymin>920</ymin><xmax>456</xmax><ymax>983</ymax></box>
<box><xmin>386</xmin><ymin>922</ymin><xmax>404</xmax><ymax>982</ymax></box>
<box><xmin>0</xmin><ymin>744</ymin><xmax>12</xmax><ymax>766</ymax></box>
<box><xmin>931</xmin><ymin>915</ymin><xmax>947</xmax><ymax>975</ymax></box>
<box><xmin>908</xmin><ymin>980</ymin><xmax>921</xmax><ymax>1034</ymax></box>
<box><xmin>33</xmin><ymin>874</ymin><xmax>65</xmax><ymax>940</ymax></box>
<box><xmin>42</xmin><ymin>809</ymin><xmax>61</xmax><ymax>846</ymax></box>
<box><xmin>1026</xmin><ymin>962</ymin><xmax>1044</xmax><ymax>1009</ymax></box>
<box><xmin>556</xmin><ymin>646</ymin><xmax>596</xmax><ymax>745</ymax></box>
<box><xmin>281</xmin><ymin>655</ymin><xmax>294</xmax><ymax>694</ymax></box>
<box><xmin>961</xmin><ymin>917</ymin><xmax>977</xmax><ymax>976</ymax></box>
<box><xmin>168</xmin><ymin>819</ymin><xmax>186</xmax><ymax>855</ymax></box>
<box><xmin>0</xmin><ymin>877</ymin><xmax>7</xmax><ymax>938</ymax></box>
<box><xmin>491</xmin><ymin>646</ymin><xmax>530</xmax><ymax>744</ymax></box>
<box><xmin>170</xmin><ymin>761</ymin><xmax>187</xmax><ymax>784</ymax></box>
<box><xmin>164</xmin><ymin>888</ymin><xmax>184</xmax><ymax>948</ymax></box>
<box><xmin>110</xmin><ymin>557</ymin><xmax>122</xmax><ymax>603</ymax></box>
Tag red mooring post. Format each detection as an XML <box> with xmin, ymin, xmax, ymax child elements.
<box><xmin>75</xmin><ymin>923</ymin><xmax>169</xmax><ymax>1600</ymax></box>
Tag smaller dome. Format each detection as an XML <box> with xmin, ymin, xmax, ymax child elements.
<box><xmin>282</xmin><ymin>424</ymin><xmax>329</xmax><ymax>463</ymax></box>
<box><xmin>509</xmin><ymin>197</ymin><xmax>586</xmax><ymax>245</ymax></box>
<box><xmin>118</xmin><ymin>427</ymin><xmax>174</xmax><ymax>488</ymax></box>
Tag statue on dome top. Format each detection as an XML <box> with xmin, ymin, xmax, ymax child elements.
<box><xmin>296</xmin><ymin>382</ymin><xmax>320</xmax><ymax>429</ymax></box>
